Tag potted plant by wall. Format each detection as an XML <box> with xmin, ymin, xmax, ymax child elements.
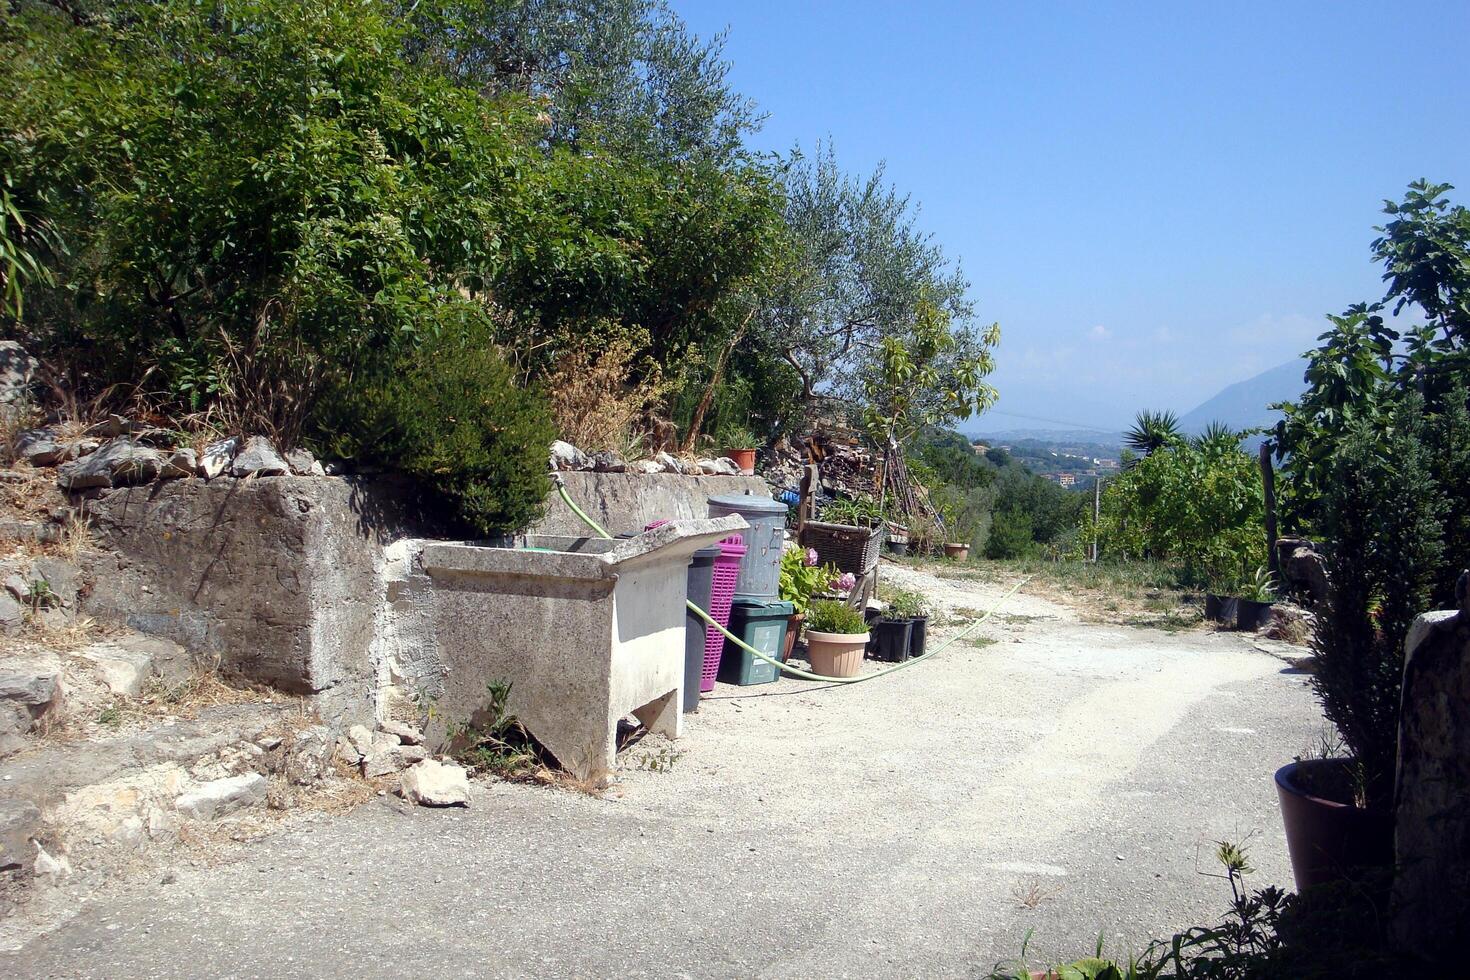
<box><xmin>1233</xmin><ymin>565</ymin><xmax>1277</xmax><ymax>631</ymax></box>
<box><xmin>718</xmin><ymin>424</ymin><xmax>758</xmax><ymax>475</ymax></box>
<box><xmin>803</xmin><ymin>599</ymin><xmax>870</xmax><ymax>678</ymax></box>
<box><xmin>778</xmin><ymin>547</ymin><xmax>838</xmax><ymax>661</ymax></box>
<box><xmin>1274</xmin><ymin>411</ymin><xmax>1441</xmax><ymax>890</ymax></box>
<box><xmin>890</xmin><ymin>588</ymin><xmax>930</xmax><ymax>658</ymax></box>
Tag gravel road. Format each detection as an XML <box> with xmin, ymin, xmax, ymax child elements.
<box><xmin>1</xmin><ymin>565</ymin><xmax>1321</xmax><ymax>978</ymax></box>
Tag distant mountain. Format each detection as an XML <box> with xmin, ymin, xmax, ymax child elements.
<box><xmin>1178</xmin><ymin>359</ymin><xmax>1307</xmax><ymax>435</ymax></box>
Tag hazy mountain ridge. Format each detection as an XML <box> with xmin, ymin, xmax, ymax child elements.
<box><xmin>1177</xmin><ymin>358</ymin><xmax>1308</xmax><ymax>434</ymax></box>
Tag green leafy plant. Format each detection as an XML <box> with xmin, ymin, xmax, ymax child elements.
<box><xmin>779</xmin><ymin>547</ymin><xmax>838</xmax><ymax>615</ymax></box>
<box><xmin>885</xmin><ymin>588</ymin><xmax>928</xmax><ymax>619</ymax></box>
<box><xmin>1237</xmin><ymin>566</ymin><xmax>1277</xmax><ymax>603</ymax></box>
<box><xmin>447</xmin><ymin>681</ymin><xmax>543</xmax><ymax>779</ymax></box>
<box><xmin>25</xmin><ymin>578</ymin><xmax>56</xmax><ymax>613</ymax></box>
<box><xmin>316</xmin><ymin>324</ymin><xmax>555</xmax><ymax>535</ymax></box>
<box><xmin>804</xmin><ymin>599</ymin><xmax>867</xmax><ymax>635</ymax></box>
<box><xmin>821</xmin><ymin>494</ymin><xmax>884</xmax><ymax>528</ymax></box>
<box><xmin>715</xmin><ymin>423</ymin><xmax>757</xmax><ymax>450</ymax></box>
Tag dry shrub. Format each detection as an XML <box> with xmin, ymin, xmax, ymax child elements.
<box><xmin>544</xmin><ymin>327</ymin><xmax>670</xmax><ymax>454</ymax></box>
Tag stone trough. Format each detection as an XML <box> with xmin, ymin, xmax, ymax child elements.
<box><xmin>383</xmin><ymin>519</ymin><xmax>747</xmax><ymax>783</ymax></box>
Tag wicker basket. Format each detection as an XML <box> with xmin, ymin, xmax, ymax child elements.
<box><xmin>801</xmin><ymin>520</ymin><xmax>885</xmax><ymax>576</ymax></box>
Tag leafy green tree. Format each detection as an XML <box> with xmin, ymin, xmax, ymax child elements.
<box><xmin>415</xmin><ymin>0</ymin><xmax>761</xmax><ymax>165</ymax></box>
<box><xmin>755</xmin><ymin>144</ymin><xmax>995</xmax><ymax>421</ymax></box>
<box><xmin>1091</xmin><ymin>438</ymin><xmax>1264</xmax><ymax>587</ymax></box>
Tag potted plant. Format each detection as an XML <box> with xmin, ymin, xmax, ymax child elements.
<box><xmin>803</xmin><ymin>599</ymin><xmax>869</xmax><ymax>678</ymax></box>
<box><xmin>1273</xmin><ymin>410</ymin><xmax>1440</xmax><ymax>891</ymax></box>
<box><xmin>1233</xmin><ymin>565</ymin><xmax>1277</xmax><ymax>631</ymax></box>
<box><xmin>871</xmin><ymin>588</ymin><xmax>929</xmax><ymax>662</ymax></box>
<box><xmin>778</xmin><ymin>547</ymin><xmax>838</xmax><ymax>661</ymax></box>
<box><xmin>718</xmin><ymin>424</ymin><xmax>758</xmax><ymax>475</ymax></box>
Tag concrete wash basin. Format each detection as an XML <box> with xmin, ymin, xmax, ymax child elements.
<box><xmin>413</xmin><ymin>516</ymin><xmax>747</xmax><ymax>782</ymax></box>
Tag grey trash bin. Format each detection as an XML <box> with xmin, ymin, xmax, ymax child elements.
<box><xmin>707</xmin><ymin>492</ymin><xmax>787</xmax><ymax>600</ymax></box>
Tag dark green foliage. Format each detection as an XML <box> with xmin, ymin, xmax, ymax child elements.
<box><xmin>315</xmin><ymin>323</ymin><xmax>555</xmax><ymax>536</ymax></box>
<box><xmin>1312</xmin><ymin>400</ymin><xmax>1443</xmax><ymax>812</ymax></box>
<box><xmin>984</xmin><ymin>509</ymin><xmax>1035</xmax><ymax>560</ymax></box>
<box><xmin>1091</xmin><ymin>438</ymin><xmax>1264</xmax><ymax>588</ymax></box>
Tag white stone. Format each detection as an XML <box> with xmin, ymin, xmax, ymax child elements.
<box><xmin>174</xmin><ymin>773</ymin><xmax>268</xmax><ymax>821</ymax></box>
<box><xmin>398</xmin><ymin>759</ymin><xmax>471</xmax><ymax>807</ymax></box>
<box><xmin>73</xmin><ymin>643</ymin><xmax>154</xmax><ymax>698</ymax></box>
<box><xmin>549</xmin><ymin>440</ymin><xmax>591</xmax><ymax>472</ymax></box>
<box><xmin>377</xmin><ymin>719</ymin><xmax>424</xmax><ymax>745</ymax></box>
<box><xmin>198</xmin><ymin>437</ymin><xmax>239</xmax><ymax>479</ymax></box>
<box><xmin>33</xmin><ymin>842</ymin><xmax>70</xmax><ymax>878</ymax></box>
<box><xmin>696</xmin><ymin>457</ymin><xmax>741</xmax><ymax>476</ymax></box>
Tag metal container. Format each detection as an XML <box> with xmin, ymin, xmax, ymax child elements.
<box><xmin>707</xmin><ymin>492</ymin><xmax>787</xmax><ymax>599</ymax></box>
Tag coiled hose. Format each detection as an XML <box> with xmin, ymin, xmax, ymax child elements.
<box><xmin>554</xmin><ymin>479</ymin><xmax>1027</xmax><ymax>686</ymax></box>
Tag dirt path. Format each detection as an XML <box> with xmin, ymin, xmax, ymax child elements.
<box><xmin>1</xmin><ymin>564</ymin><xmax>1321</xmax><ymax>978</ymax></box>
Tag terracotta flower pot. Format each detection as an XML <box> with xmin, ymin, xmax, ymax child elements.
<box><xmin>805</xmin><ymin>629</ymin><xmax>868</xmax><ymax>678</ymax></box>
<box><xmin>1275</xmin><ymin>758</ymin><xmax>1393</xmax><ymax>890</ymax></box>
<box><xmin>943</xmin><ymin>542</ymin><xmax>970</xmax><ymax>561</ymax></box>
<box><xmin>781</xmin><ymin>612</ymin><xmax>804</xmax><ymax>662</ymax></box>
<box><xmin>722</xmin><ymin>447</ymin><xmax>756</xmax><ymax>475</ymax></box>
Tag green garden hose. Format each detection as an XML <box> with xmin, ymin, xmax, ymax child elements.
<box><xmin>553</xmin><ymin>479</ymin><xmax>1027</xmax><ymax>685</ymax></box>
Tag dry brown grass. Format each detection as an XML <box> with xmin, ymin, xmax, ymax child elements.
<box><xmin>1011</xmin><ymin>876</ymin><xmax>1063</xmax><ymax>910</ymax></box>
<box><xmin>125</xmin><ymin>659</ymin><xmax>293</xmax><ymax>721</ymax></box>
<box><xmin>544</xmin><ymin>330</ymin><xmax>669</xmax><ymax>454</ymax></box>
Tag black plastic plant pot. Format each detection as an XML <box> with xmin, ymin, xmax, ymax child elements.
<box><xmin>887</xmin><ymin>538</ymin><xmax>909</xmax><ymax>556</ymax></box>
<box><xmin>909</xmin><ymin>616</ymin><xmax>928</xmax><ymax>658</ymax></box>
<box><xmin>1205</xmin><ymin>594</ymin><xmax>1239</xmax><ymax>625</ymax></box>
<box><xmin>869</xmin><ymin>617</ymin><xmax>913</xmax><ymax>663</ymax></box>
<box><xmin>1235</xmin><ymin>598</ymin><xmax>1273</xmax><ymax>632</ymax></box>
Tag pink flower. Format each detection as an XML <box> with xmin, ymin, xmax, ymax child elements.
<box><xmin>804</xmin><ymin>548</ymin><xmax>819</xmax><ymax>567</ymax></box>
<box><xmin>833</xmin><ymin>572</ymin><xmax>857</xmax><ymax>592</ymax></box>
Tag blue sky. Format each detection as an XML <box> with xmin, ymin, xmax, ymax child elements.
<box><xmin>671</xmin><ymin>0</ymin><xmax>1470</xmax><ymax>432</ymax></box>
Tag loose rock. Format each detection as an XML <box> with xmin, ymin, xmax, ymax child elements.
<box><xmin>284</xmin><ymin>448</ymin><xmax>318</xmax><ymax>476</ymax></box>
<box><xmin>590</xmin><ymin>450</ymin><xmax>626</xmax><ymax>473</ymax></box>
<box><xmin>696</xmin><ymin>457</ymin><xmax>742</xmax><ymax>476</ymax></box>
<box><xmin>549</xmin><ymin>440</ymin><xmax>591</xmax><ymax>472</ymax></box>
<box><xmin>378</xmin><ymin>719</ymin><xmax>424</xmax><ymax>745</ymax></box>
<box><xmin>173</xmin><ymin>773</ymin><xmax>269</xmax><ymax>821</ymax></box>
<box><xmin>0</xmin><ymin>341</ymin><xmax>39</xmax><ymax>406</ymax></box>
<box><xmin>57</xmin><ymin>438</ymin><xmax>164</xmax><ymax>489</ymax></box>
<box><xmin>230</xmin><ymin>436</ymin><xmax>289</xmax><ymax>478</ymax></box>
<box><xmin>398</xmin><ymin>759</ymin><xmax>471</xmax><ymax>807</ymax></box>
<box><xmin>198</xmin><ymin>437</ymin><xmax>239</xmax><ymax>479</ymax></box>
<box><xmin>160</xmin><ymin>448</ymin><xmax>198</xmax><ymax>480</ymax></box>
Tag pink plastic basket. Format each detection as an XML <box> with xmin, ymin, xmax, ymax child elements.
<box><xmin>702</xmin><ymin>535</ymin><xmax>745</xmax><ymax>692</ymax></box>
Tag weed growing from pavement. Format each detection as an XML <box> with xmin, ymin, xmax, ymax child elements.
<box><xmin>447</xmin><ymin>680</ymin><xmax>547</xmax><ymax>779</ymax></box>
<box><xmin>634</xmin><ymin>744</ymin><xmax>684</xmax><ymax>772</ymax></box>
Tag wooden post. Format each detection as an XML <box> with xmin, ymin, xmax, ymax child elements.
<box><xmin>1260</xmin><ymin>440</ymin><xmax>1279</xmax><ymax>579</ymax></box>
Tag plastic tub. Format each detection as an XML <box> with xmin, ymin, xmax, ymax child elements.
<box><xmin>708</xmin><ymin>492</ymin><xmax>787</xmax><ymax>600</ymax></box>
<box><xmin>681</xmin><ymin>544</ymin><xmax>721</xmax><ymax>712</ymax></box>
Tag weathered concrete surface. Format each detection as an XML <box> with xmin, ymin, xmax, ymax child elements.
<box><xmin>1392</xmin><ymin>603</ymin><xmax>1470</xmax><ymax>963</ymax></box>
<box><xmin>400</xmin><ymin>519</ymin><xmax>744</xmax><ymax>782</ymax></box>
<box><xmin>531</xmin><ymin>471</ymin><xmax>768</xmax><ymax>536</ymax></box>
<box><xmin>83</xmin><ymin>477</ymin><xmax>423</xmax><ymax>726</ymax></box>
<box><xmin>0</xmin><ymin>566</ymin><xmax>1321</xmax><ymax>977</ymax></box>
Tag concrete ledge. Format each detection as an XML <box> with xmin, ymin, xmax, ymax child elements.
<box><xmin>532</xmin><ymin>471</ymin><xmax>770</xmax><ymax>536</ymax></box>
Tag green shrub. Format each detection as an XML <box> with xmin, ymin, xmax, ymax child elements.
<box><xmin>805</xmin><ymin>599</ymin><xmax>867</xmax><ymax>635</ymax></box>
<box><xmin>985</xmin><ymin>508</ymin><xmax>1035</xmax><ymax>560</ymax></box>
<box><xmin>1312</xmin><ymin>399</ymin><xmax>1443</xmax><ymax>812</ymax></box>
<box><xmin>885</xmin><ymin>588</ymin><xmax>928</xmax><ymax>619</ymax></box>
<box><xmin>316</xmin><ymin>321</ymin><xmax>555</xmax><ymax>536</ymax></box>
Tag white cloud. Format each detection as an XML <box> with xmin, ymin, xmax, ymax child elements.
<box><xmin>1088</xmin><ymin>324</ymin><xmax>1111</xmax><ymax>340</ymax></box>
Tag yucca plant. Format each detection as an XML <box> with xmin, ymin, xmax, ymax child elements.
<box><xmin>1124</xmin><ymin>409</ymin><xmax>1183</xmax><ymax>462</ymax></box>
